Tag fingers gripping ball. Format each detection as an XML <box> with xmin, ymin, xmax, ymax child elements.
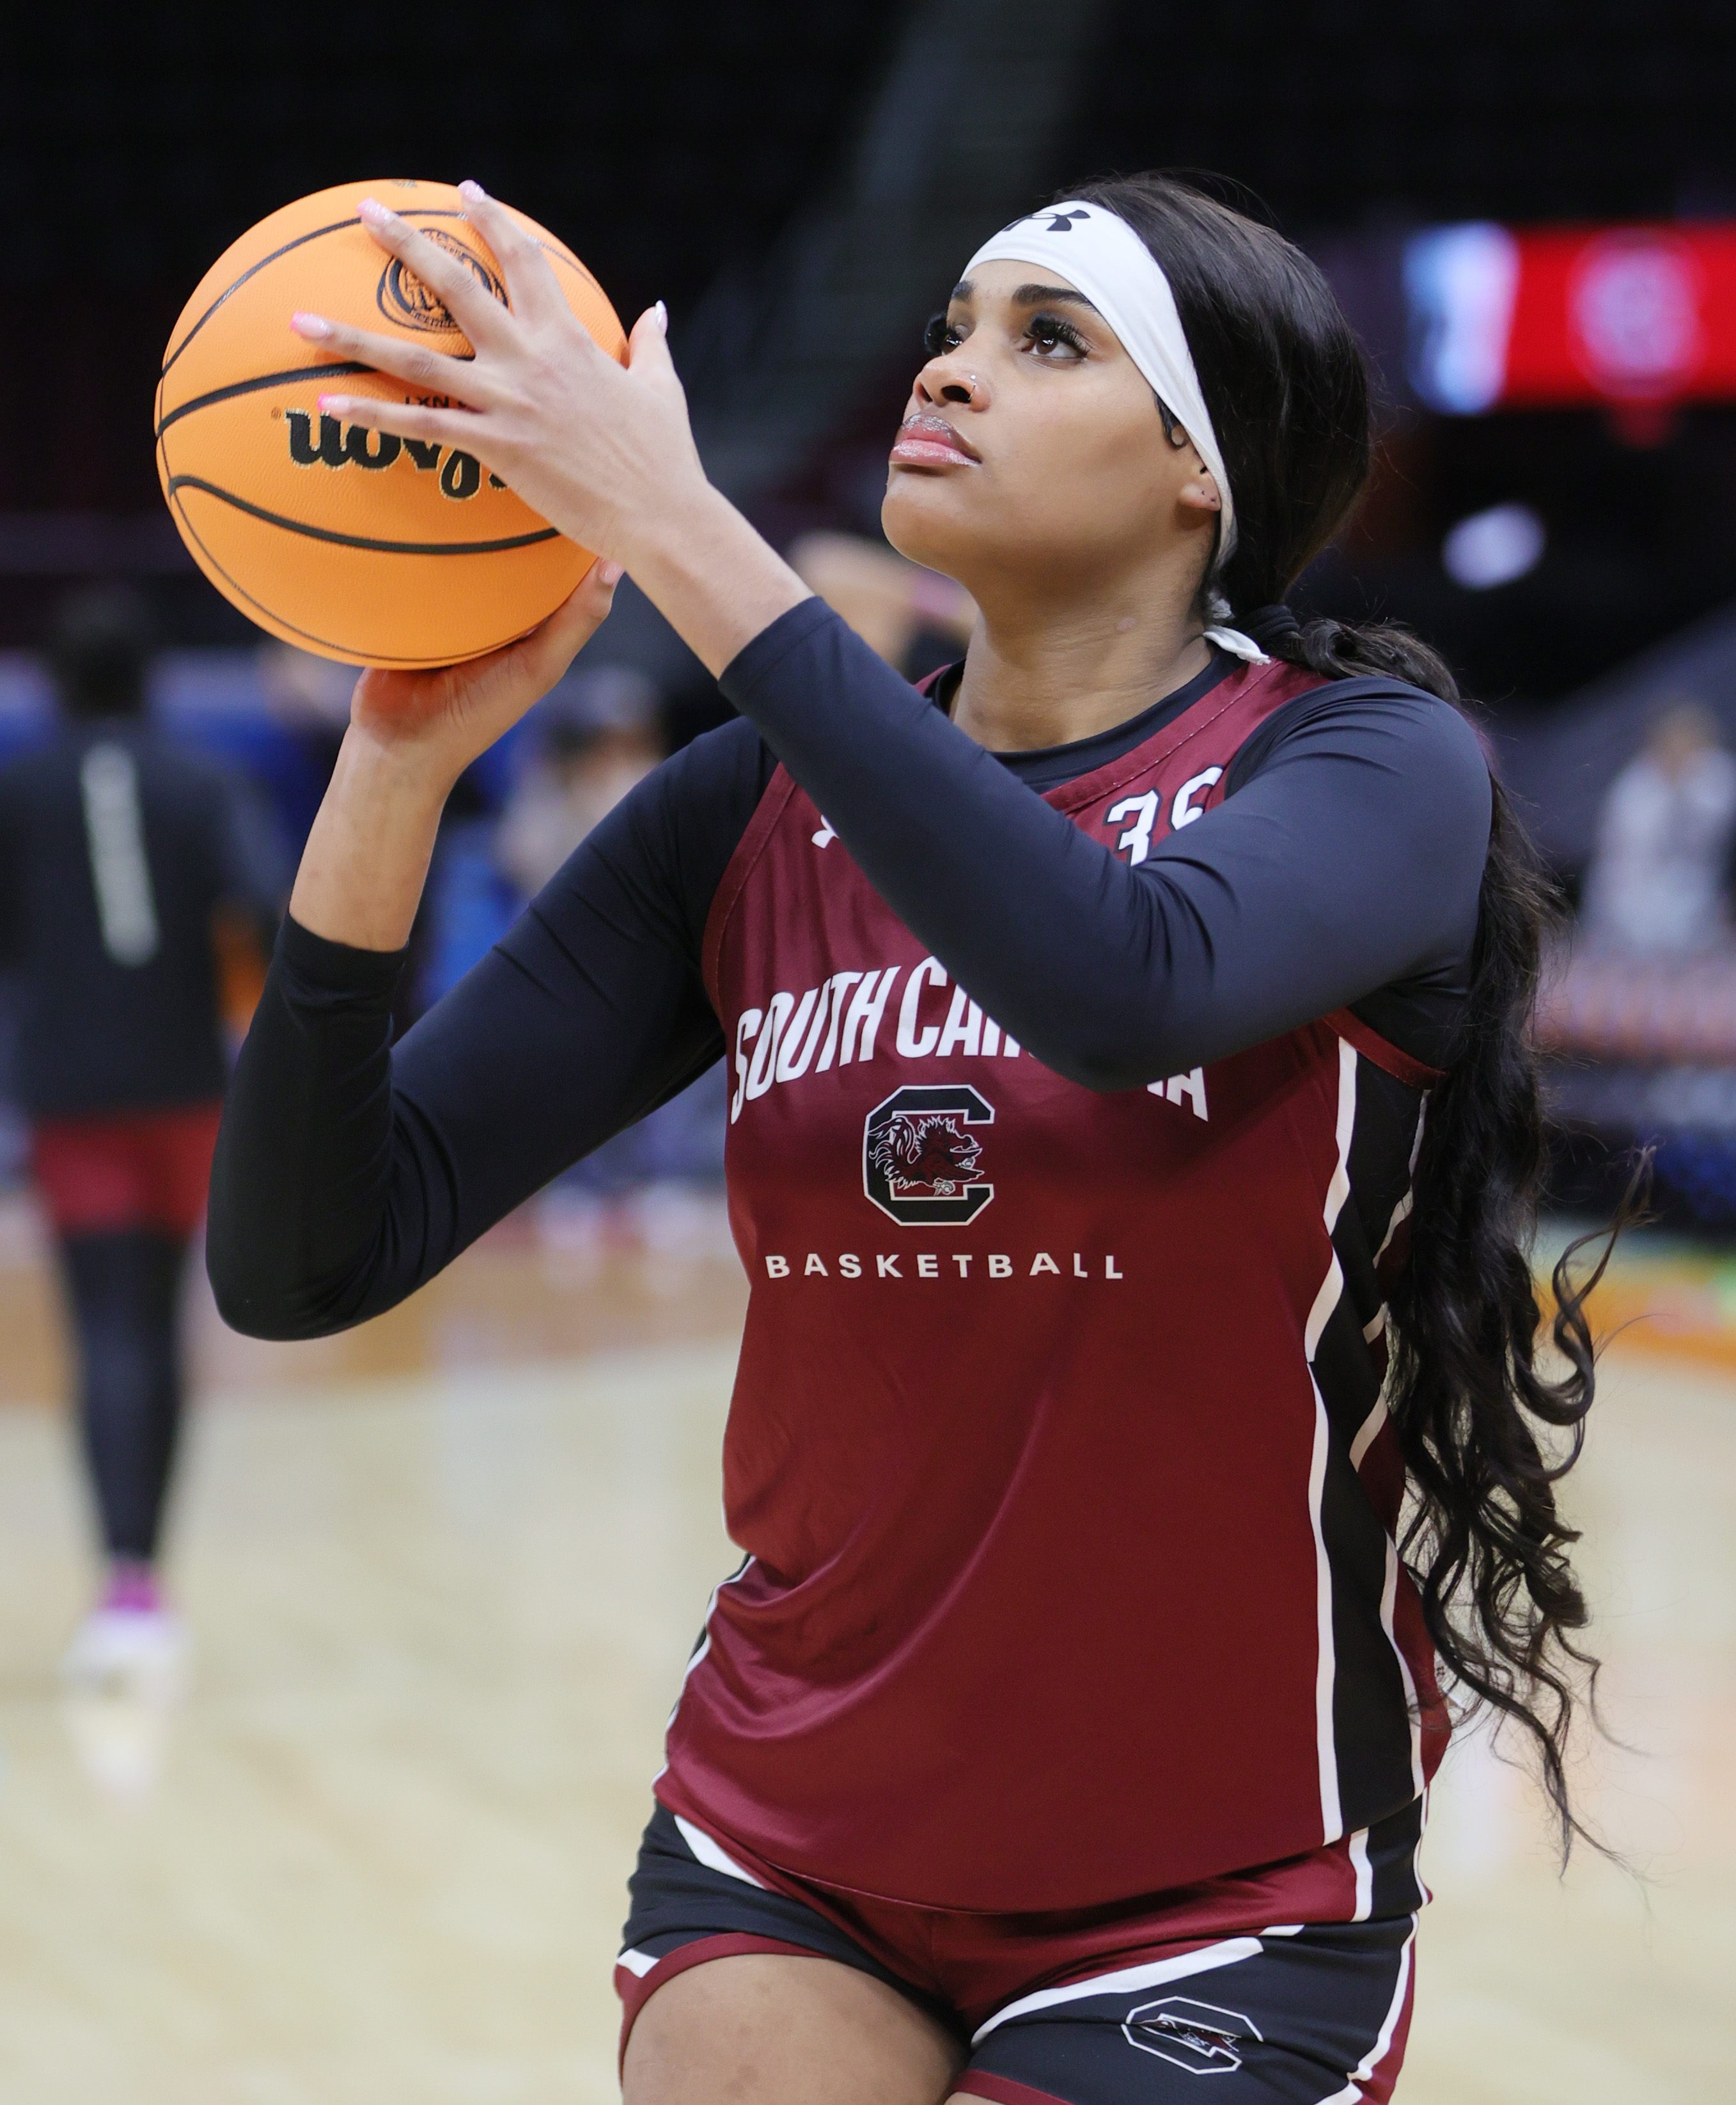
<box><xmin>155</xmin><ymin>179</ymin><xmax>627</xmax><ymax>667</ymax></box>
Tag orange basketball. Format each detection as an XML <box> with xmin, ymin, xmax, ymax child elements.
<box><xmin>155</xmin><ymin>178</ymin><xmax>627</xmax><ymax>668</ymax></box>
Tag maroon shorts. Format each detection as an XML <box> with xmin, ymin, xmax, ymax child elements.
<box><xmin>31</xmin><ymin>1103</ymin><xmax>223</xmax><ymax>1239</ymax></box>
<box><xmin>616</xmin><ymin>1801</ymin><xmax>1425</xmax><ymax>2104</ymax></box>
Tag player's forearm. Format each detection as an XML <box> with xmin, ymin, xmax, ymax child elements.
<box><xmin>288</xmin><ymin>728</ymin><xmax>453</xmax><ymax>952</ymax></box>
<box><xmin>620</xmin><ymin>481</ymin><xmax>814</xmax><ymax>678</ymax></box>
<box><xmin>206</xmin><ymin>916</ymin><xmax>411</xmax><ymax>1338</ymax></box>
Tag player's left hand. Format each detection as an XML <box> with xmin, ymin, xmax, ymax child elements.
<box><xmin>288</xmin><ymin>182</ymin><xmax>707</xmax><ymax>570</ymax></box>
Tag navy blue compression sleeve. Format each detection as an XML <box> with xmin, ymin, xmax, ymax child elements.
<box><xmin>719</xmin><ymin>599</ymin><xmax>1491</xmax><ymax>1085</ymax></box>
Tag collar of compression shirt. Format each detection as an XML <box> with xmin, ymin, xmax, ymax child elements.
<box><xmin>964</xmin><ymin>203</ymin><xmax>1269</xmax><ymax>664</ymax></box>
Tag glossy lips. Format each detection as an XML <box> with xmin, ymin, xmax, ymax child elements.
<box><xmin>889</xmin><ymin>412</ymin><xmax>980</xmax><ymax>467</ymax></box>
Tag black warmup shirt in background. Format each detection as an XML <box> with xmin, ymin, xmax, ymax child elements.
<box><xmin>0</xmin><ymin>721</ymin><xmax>282</xmax><ymax>1118</ymax></box>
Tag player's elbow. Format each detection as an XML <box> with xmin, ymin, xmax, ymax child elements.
<box><xmin>205</xmin><ymin>1230</ymin><xmax>354</xmax><ymax>1342</ymax></box>
<box><xmin>206</xmin><ymin>1256</ymin><xmax>314</xmax><ymax>1340</ymax></box>
<box><xmin>207</xmin><ymin>1272</ymin><xmax>299</xmax><ymax>1341</ymax></box>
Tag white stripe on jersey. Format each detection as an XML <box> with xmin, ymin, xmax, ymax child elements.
<box><xmin>1350</xmin><ymin>1397</ymin><xmax>1387</xmax><ymax>1472</ymax></box>
<box><xmin>1306</xmin><ymin>1036</ymin><xmax>1359</xmax><ymax>1843</ymax></box>
<box><xmin>1358</xmin><ymin>1090</ymin><xmax>1437</xmax><ymax>1805</ymax></box>
<box><xmin>1381</xmin><ymin>1535</ymin><xmax>1428</xmax><ymax>1797</ymax></box>
<box><xmin>1373</xmin><ymin>1101</ymin><xmax>1428</xmax><ymax>1265</ymax></box>
<box><xmin>81</xmin><ymin>742</ymin><xmax>159</xmax><ymax>967</ymax></box>
<box><xmin>652</xmin><ymin>1554</ymin><xmax>756</xmax><ymax>1786</ymax></box>
<box><xmin>1307</xmin><ymin>1376</ymin><xmax>1342</xmax><ymax>1842</ymax></box>
<box><xmin>1349</xmin><ymin>1827</ymin><xmax>1373</xmax><ymax>1921</ymax></box>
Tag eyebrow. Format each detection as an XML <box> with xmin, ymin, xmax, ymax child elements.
<box><xmin>948</xmin><ymin>278</ymin><xmax>1104</xmax><ymax>315</ymax></box>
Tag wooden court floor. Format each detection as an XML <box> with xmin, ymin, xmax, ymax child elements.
<box><xmin>0</xmin><ymin>1194</ymin><xmax>1730</xmax><ymax>2102</ymax></box>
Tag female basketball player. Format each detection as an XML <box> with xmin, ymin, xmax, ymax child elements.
<box><xmin>210</xmin><ymin>175</ymin><xmax>1607</xmax><ymax>2103</ymax></box>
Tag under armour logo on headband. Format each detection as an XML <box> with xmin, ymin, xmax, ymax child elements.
<box><xmin>1003</xmin><ymin>209</ymin><xmax>1092</xmax><ymax>235</ymax></box>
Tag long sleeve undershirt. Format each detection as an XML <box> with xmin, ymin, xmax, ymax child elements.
<box><xmin>208</xmin><ymin>600</ymin><xmax>1489</xmax><ymax>1340</ymax></box>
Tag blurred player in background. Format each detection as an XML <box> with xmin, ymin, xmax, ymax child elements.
<box><xmin>786</xmin><ymin>532</ymin><xmax>976</xmax><ymax>677</ymax></box>
<box><xmin>0</xmin><ymin>586</ymin><xmax>280</xmax><ymax>1698</ymax></box>
<box><xmin>496</xmin><ymin>667</ymin><xmax>665</xmax><ymax>900</ymax></box>
<box><xmin>496</xmin><ymin>669</ymin><xmax>728</xmax><ymax>1241</ymax></box>
<box><xmin>1582</xmin><ymin>699</ymin><xmax>1736</xmax><ymax>954</ymax></box>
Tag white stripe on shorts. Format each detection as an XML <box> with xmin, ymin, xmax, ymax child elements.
<box><xmin>675</xmin><ymin>1813</ymin><xmax>767</xmax><ymax>1888</ymax></box>
<box><xmin>971</xmin><ymin>1935</ymin><xmax>1263</xmax><ymax>2045</ymax></box>
<box><xmin>1317</xmin><ymin>1921</ymin><xmax>1416</xmax><ymax>2102</ymax></box>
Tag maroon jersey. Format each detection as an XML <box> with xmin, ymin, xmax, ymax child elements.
<box><xmin>657</xmin><ymin>655</ymin><xmax>1450</xmax><ymax>1912</ymax></box>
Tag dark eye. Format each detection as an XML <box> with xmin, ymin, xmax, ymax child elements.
<box><xmin>1027</xmin><ymin>311</ymin><xmax>1087</xmax><ymax>357</ymax></box>
<box><xmin>925</xmin><ymin>311</ymin><xmax>966</xmax><ymax>357</ymax></box>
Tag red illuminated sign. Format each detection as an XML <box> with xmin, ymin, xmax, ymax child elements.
<box><xmin>1405</xmin><ymin>222</ymin><xmax>1736</xmax><ymax>413</ymax></box>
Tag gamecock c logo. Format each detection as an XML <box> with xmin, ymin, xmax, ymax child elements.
<box><xmin>1122</xmin><ymin>1996</ymin><xmax>1258</xmax><ymax>2076</ymax></box>
<box><xmin>863</xmin><ymin>1085</ymin><xmax>994</xmax><ymax>1226</ymax></box>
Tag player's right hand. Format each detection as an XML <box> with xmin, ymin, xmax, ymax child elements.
<box><xmin>346</xmin><ymin>555</ymin><xmax>621</xmax><ymax>790</ymax></box>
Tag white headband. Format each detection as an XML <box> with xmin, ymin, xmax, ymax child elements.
<box><xmin>964</xmin><ymin>202</ymin><xmax>1267</xmax><ymax>664</ymax></box>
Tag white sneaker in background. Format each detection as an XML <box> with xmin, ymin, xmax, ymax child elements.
<box><xmin>59</xmin><ymin>1604</ymin><xmax>192</xmax><ymax>1707</ymax></box>
<box><xmin>59</xmin><ymin>1604</ymin><xmax>192</xmax><ymax>1799</ymax></box>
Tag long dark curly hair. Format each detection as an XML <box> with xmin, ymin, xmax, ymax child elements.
<box><xmin>1075</xmin><ymin>169</ymin><xmax>1632</xmax><ymax>1855</ymax></box>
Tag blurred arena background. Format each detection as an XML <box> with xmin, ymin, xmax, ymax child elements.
<box><xmin>2</xmin><ymin>3</ymin><xmax>1734</xmax><ymax>2099</ymax></box>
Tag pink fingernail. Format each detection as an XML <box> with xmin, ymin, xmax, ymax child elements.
<box><xmin>599</xmin><ymin>560</ymin><xmax>623</xmax><ymax>586</ymax></box>
<box><xmin>357</xmin><ymin>197</ymin><xmax>391</xmax><ymax>226</ymax></box>
<box><xmin>291</xmin><ymin>311</ymin><xmax>331</xmax><ymax>339</ymax></box>
<box><xmin>458</xmin><ymin>179</ymin><xmax>486</xmax><ymax>203</ymax></box>
<box><xmin>317</xmin><ymin>395</ymin><xmax>348</xmax><ymax>414</ymax></box>
<box><xmin>654</xmin><ymin>300</ymin><xmax>668</xmax><ymax>336</ymax></box>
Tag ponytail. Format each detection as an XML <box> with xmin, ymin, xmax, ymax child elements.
<box><xmin>1260</xmin><ymin>613</ymin><xmax>1636</xmax><ymax>1856</ymax></box>
<box><xmin>1074</xmin><ymin>169</ymin><xmax>1634</xmax><ymax>1856</ymax></box>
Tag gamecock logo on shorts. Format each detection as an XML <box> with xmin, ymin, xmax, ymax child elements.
<box><xmin>1122</xmin><ymin>1996</ymin><xmax>1259</xmax><ymax>2076</ymax></box>
<box><xmin>377</xmin><ymin>228</ymin><xmax>508</xmax><ymax>333</ymax></box>
<box><xmin>863</xmin><ymin>1085</ymin><xmax>994</xmax><ymax>1226</ymax></box>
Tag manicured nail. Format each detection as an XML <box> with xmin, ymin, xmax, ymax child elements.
<box><xmin>291</xmin><ymin>311</ymin><xmax>331</xmax><ymax>340</ymax></box>
<box><xmin>654</xmin><ymin>300</ymin><xmax>668</xmax><ymax>336</ymax></box>
<box><xmin>458</xmin><ymin>179</ymin><xmax>486</xmax><ymax>204</ymax></box>
<box><xmin>357</xmin><ymin>197</ymin><xmax>392</xmax><ymax>227</ymax></box>
<box><xmin>317</xmin><ymin>395</ymin><xmax>351</xmax><ymax>414</ymax></box>
<box><xmin>598</xmin><ymin>560</ymin><xmax>623</xmax><ymax>586</ymax></box>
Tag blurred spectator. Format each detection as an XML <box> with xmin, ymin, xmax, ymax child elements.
<box><xmin>1581</xmin><ymin>701</ymin><xmax>1736</xmax><ymax>954</ymax></box>
<box><xmin>0</xmin><ymin>586</ymin><xmax>281</xmax><ymax>1701</ymax></box>
<box><xmin>254</xmin><ymin>640</ymin><xmax>356</xmax><ymax>846</ymax></box>
<box><xmin>494</xmin><ymin>666</ymin><xmax>726</xmax><ymax>1225</ymax></box>
<box><xmin>788</xmin><ymin>532</ymin><xmax>976</xmax><ymax>674</ymax></box>
<box><xmin>258</xmin><ymin>639</ymin><xmax>470</xmax><ymax>1040</ymax></box>
<box><xmin>496</xmin><ymin>668</ymin><xmax>663</xmax><ymax>898</ymax></box>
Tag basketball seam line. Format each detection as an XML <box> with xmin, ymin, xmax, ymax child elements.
<box><xmin>164</xmin><ymin>474</ymin><xmax>563</xmax><ymax>556</ymax></box>
<box><xmin>164</xmin><ymin>473</ymin><xmax>542</xmax><ymax>664</ymax></box>
<box><xmin>155</xmin><ymin>362</ymin><xmax>373</xmax><ymax>436</ymax></box>
<box><xmin>165</xmin><ymin>474</ymin><xmax>360</xmax><ymax>657</ymax></box>
<box><xmin>162</xmin><ymin>216</ymin><xmax>361</xmax><ymax>377</ymax></box>
<box><xmin>160</xmin><ymin>207</ymin><xmax>610</xmax><ymax>379</ymax></box>
<box><xmin>159</xmin><ymin>348</ymin><xmax>483</xmax><ymax>436</ymax></box>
